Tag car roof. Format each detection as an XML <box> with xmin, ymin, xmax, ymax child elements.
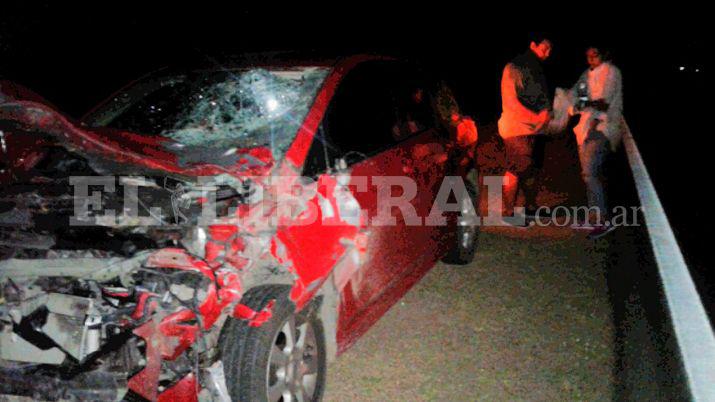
<box><xmin>153</xmin><ymin>51</ymin><xmax>393</xmax><ymax>76</ymax></box>
<box><xmin>81</xmin><ymin>53</ymin><xmax>395</xmax><ymax>122</ymax></box>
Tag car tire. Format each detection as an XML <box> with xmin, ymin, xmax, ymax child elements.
<box><xmin>220</xmin><ymin>285</ymin><xmax>327</xmax><ymax>402</ymax></box>
<box><xmin>441</xmin><ymin>180</ymin><xmax>480</xmax><ymax>265</ymax></box>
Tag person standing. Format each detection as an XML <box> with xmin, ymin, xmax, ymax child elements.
<box><xmin>498</xmin><ymin>35</ymin><xmax>552</xmax><ymax>224</ymax></box>
<box><xmin>571</xmin><ymin>46</ymin><xmax>623</xmax><ymax>238</ymax></box>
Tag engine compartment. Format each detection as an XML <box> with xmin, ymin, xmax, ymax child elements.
<box><xmin>0</xmin><ymin>147</ymin><xmax>266</xmax><ymax>401</ymax></box>
<box><xmin>0</xmin><ymin>95</ymin><xmax>367</xmax><ymax>400</ymax></box>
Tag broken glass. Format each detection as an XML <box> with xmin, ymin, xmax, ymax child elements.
<box><xmin>94</xmin><ymin>67</ymin><xmax>330</xmax><ymax>163</ymax></box>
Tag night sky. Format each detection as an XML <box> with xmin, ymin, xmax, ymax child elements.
<box><xmin>2</xmin><ymin>3</ymin><xmax>711</xmax><ymax>289</ymax></box>
<box><xmin>2</xmin><ymin>5</ymin><xmax>705</xmax><ymax>118</ymax></box>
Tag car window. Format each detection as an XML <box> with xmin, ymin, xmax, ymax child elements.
<box><xmin>303</xmin><ymin>61</ymin><xmax>441</xmax><ymax>176</ymax></box>
<box><xmin>109</xmin><ymin>78</ymin><xmax>190</xmax><ymax>135</ymax></box>
<box><xmin>302</xmin><ymin>124</ymin><xmax>335</xmax><ymax>178</ymax></box>
<box><xmin>391</xmin><ymin>66</ymin><xmax>438</xmax><ymax>140</ymax></box>
<box><xmin>321</xmin><ymin>62</ymin><xmax>400</xmax><ymax>164</ymax></box>
<box><xmin>89</xmin><ymin>67</ymin><xmax>330</xmax><ymax>161</ymax></box>
<box><xmin>82</xmin><ymin>76</ymin><xmax>187</xmax><ymax>129</ymax></box>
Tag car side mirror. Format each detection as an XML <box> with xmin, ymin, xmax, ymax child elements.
<box><xmin>335</xmin><ymin>157</ymin><xmax>348</xmax><ymax>172</ymax></box>
<box><xmin>336</xmin><ymin>151</ymin><xmax>367</xmax><ymax>168</ymax></box>
<box><xmin>333</xmin><ymin>157</ymin><xmax>351</xmax><ymax>186</ymax></box>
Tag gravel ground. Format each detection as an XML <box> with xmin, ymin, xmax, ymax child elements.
<box><xmin>324</xmin><ymin>225</ymin><xmax>614</xmax><ymax>401</ymax></box>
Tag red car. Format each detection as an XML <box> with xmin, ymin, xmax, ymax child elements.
<box><xmin>0</xmin><ymin>55</ymin><xmax>479</xmax><ymax>401</ymax></box>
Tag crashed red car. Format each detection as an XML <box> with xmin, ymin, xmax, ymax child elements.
<box><xmin>0</xmin><ymin>55</ymin><xmax>479</xmax><ymax>401</ymax></box>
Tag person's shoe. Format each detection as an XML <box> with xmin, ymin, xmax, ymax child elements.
<box><xmin>500</xmin><ymin>213</ymin><xmax>531</xmax><ymax>228</ymax></box>
<box><xmin>524</xmin><ymin>207</ymin><xmax>552</xmax><ymax>224</ymax></box>
<box><xmin>570</xmin><ymin>222</ymin><xmax>594</xmax><ymax>230</ymax></box>
<box><xmin>587</xmin><ymin>222</ymin><xmax>616</xmax><ymax>240</ymax></box>
<box><xmin>523</xmin><ymin>207</ymin><xmax>541</xmax><ymax>218</ymax></box>
<box><xmin>501</xmin><ymin>219</ymin><xmax>531</xmax><ymax>228</ymax></box>
<box><xmin>570</xmin><ymin>218</ymin><xmax>594</xmax><ymax>230</ymax></box>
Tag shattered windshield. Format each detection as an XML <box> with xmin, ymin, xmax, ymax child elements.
<box><xmin>98</xmin><ymin>67</ymin><xmax>330</xmax><ymax>161</ymax></box>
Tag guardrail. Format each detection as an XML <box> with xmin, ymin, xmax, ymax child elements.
<box><xmin>622</xmin><ymin>122</ymin><xmax>715</xmax><ymax>401</ymax></box>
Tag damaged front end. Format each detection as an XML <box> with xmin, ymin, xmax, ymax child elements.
<box><xmin>0</xmin><ymin>161</ymin><xmax>339</xmax><ymax>401</ymax></box>
<box><xmin>0</xmin><ymin>152</ymin><xmax>316</xmax><ymax>402</ymax></box>
<box><xmin>0</xmin><ymin>65</ymin><xmax>365</xmax><ymax>401</ymax></box>
<box><xmin>0</xmin><ymin>167</ymin><xmax>365</xmax><ymax>401</ymax></box>
<box><xmin>0</xmin><ymin>174</ymin><xmax>279</xmax><ymax>402</ymax></box>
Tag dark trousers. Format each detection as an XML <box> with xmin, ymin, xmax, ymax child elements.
<box><xmin>502</xmin><ymin>134</ymin><xmax>544</xmax><ymax>214</ymax></box>
<box><xmin>578</xmin><ymin>130</ymin><xmax>611</xmax><ymax>219</ymax></box>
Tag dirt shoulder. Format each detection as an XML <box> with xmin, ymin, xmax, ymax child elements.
<box><xmin>325</xmin><ymin>226</ymin><xmax>614</xmax><ymax>401</ymax></box>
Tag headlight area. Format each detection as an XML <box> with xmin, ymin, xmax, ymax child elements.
<box><xmin>0</xmin><ymin>240</ymin><xmax>274</xmax><ymax>401</ymax></box>
<box><xmin>0</xmin><ymin>167</ymin><xmax>268</xmax><ymax>400</ymax></box>
<box><xmin>0</xmin><ymin>274</ymin><xmax>149</xmax><ymax>401</ymax></box>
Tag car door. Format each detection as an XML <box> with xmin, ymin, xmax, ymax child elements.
<box><xmin>304</xmin><ymin>61</ymin><xmax>445</xmax><ymax>347</ymax></box>
<box><xmin>390</xmin><ymin>65</ymin><xmax>453</xmax><ymax>261</ymax></box>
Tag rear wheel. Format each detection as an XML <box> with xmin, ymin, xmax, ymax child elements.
<box><xmin>220</xmin><ymin>286</ymin><xmax>326</xmax><ymax>402</ymax></box>
<box><xmin>441</xmin><ymin>181</ymin><xmax>480</xmax><ymax>265</ymax></box>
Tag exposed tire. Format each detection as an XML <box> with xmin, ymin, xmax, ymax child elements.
<box><xmin>220</xmin><ymin>286</ymin><xmax>326</xmax><ymax>402</ymax></box>
<box><xmin>441</xmin><ymin>180</ymin><xmax>480</xmax><ymax>265</ymax></box>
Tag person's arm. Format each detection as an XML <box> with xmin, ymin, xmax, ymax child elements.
<box><xmin>587</xmin><ymin>64</ymin><xmax>622</xmax><ymax>112</ymax></box>
<box><xmin>599</xmin><ymin>65</ymin><xmax>622</xmax><ymax>113</ymax></box>
<box><xmin>501</xmin><ymin>64</ymin><xmax>548</xmax><ymax>127</ymax></box>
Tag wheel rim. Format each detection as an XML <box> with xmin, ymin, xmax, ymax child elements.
<box><xmin>267</xmin><ymin>314</ymin><xmax>319</xmax><ymax>402</ymax></box>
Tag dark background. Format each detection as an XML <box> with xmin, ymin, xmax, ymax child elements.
<box><xmin>1</xmin><ymin>3</ymin><xmax>711</xmax><ymax>314</ymax></box>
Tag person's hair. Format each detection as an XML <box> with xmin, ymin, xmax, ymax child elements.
<box><xmin>588</xmin><ymin>46</ymin><xmax>612</xmax><ymax>61</ymax></box>
<box><xmin>528</xmin><ymin>33</ymin><xmax>551</xmax><ymax>46</ymax></box>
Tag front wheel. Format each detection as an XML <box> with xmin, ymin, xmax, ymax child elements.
<box><xmin>220</xmin><ymin>286</ymin><xmax>326</xmax><ymax>402</ymax></box>
<box><xmin>441</xmin><ymin>180</ymin><xmax>480</xmax><ymax>265</ymax></box>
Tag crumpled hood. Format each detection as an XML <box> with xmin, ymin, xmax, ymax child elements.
<box><xmin>0</xmin><ymin>100</ymin><xmax>275</xmax><ymax>180</ymax></box>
